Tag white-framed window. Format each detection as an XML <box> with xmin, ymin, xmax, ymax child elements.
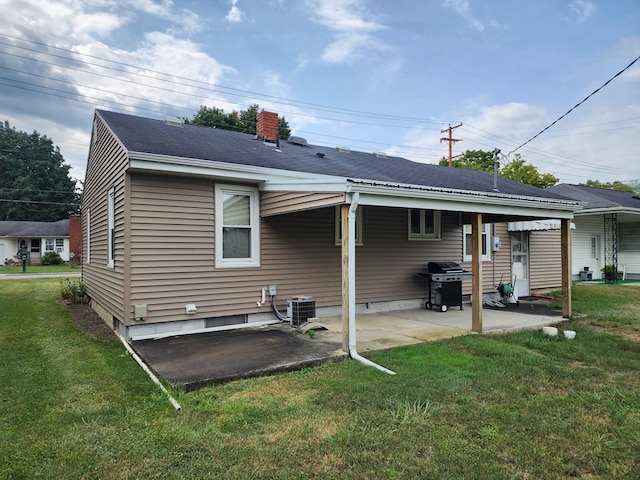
<box><xmin>107</xmin><ymin>187</ymin><xmax>115</xmax><ymax>268</ymax></box>
<box><xmin>408</xmin><ymin>209</ymin><xmax>441</xmax><ymax>240</ymax></box>
<box><xmin>335</xmin><ymin>206</ymin><xmax>363</xmax><ymax>246</ymax></box>
<box><xmin>86</xmin><ymin>207</ymin><xmax>91</xmax><ymax>264</ymax></box>
<box><xmin>45</xmin><ymin>238</ymin><xmax>55</xmax><ymax>251</ymax></box>
<box><xmin>620</xmin><ymin>223</ymin><xmax>640</xmax><ymax>251</ymax></box>
<box><xmin>215</xmin><ymin>184</ymin><xmax>260</xmax><ymax>268</ymax></box>
<box><xmin>55</xmin><ymin>238</ymin><xmax>64</xmax><ymax>252</ymax></box>
<box><xmin>463</xmin><ymin>223</ymin><xmax>491</xmax><ymax>261</ymax></box>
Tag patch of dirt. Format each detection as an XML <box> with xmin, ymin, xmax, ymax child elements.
<box><xmin>64</xmin><ymin>301</ymin><xmax>118</xmax><ymax>341</ymax></box>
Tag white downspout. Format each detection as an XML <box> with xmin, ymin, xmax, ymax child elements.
<box><xmin>115</xmin><ymin>330</ymin><xmax>182</xmax><ymax>411</ymax></box>
<box><xmin>347</xmin><ymin>193</ymin><xmax>396</xmax><ymax>375</ymax></box>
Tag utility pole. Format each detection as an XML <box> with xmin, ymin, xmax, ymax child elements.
<box><xmin>440</xmin><ymin>123</ymin><xmax>463</xmax><ymax>167</ymax></box>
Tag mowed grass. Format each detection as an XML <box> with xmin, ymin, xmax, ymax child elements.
<box><xmin>0</xmin><ymin>264</ymin><xmax>80</xmax><ymax>274</ymax></box>
<box><xmin>1</xmin><ymin>280</ymin><xmax>639</xmax><ymax>479</ymax></box>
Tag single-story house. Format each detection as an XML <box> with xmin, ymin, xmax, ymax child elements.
<box><xmin>0</xmin><ymin>216</ymin><xmax>81</xmax><ymax>265</ymax></box>
<box><xmin>546</xmin><ymin>184</ymin><xmax>640</xmax><ymax>280</ymax></box>
<box><xmin>81</xmin><ymin>109</ymin><xmax>580</xmax><ymax>348</ymax></box>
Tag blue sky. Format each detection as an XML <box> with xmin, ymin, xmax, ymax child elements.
<box><xmin>1</xmin><ymin>0</ymin><xmax>639</xmax><ymax>186</ymax></box>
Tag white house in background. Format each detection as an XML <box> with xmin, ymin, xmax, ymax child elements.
<box><xmin>0</xmin><ymin>219</ymin><xmax>71</xmax><ymax>265</ymax></box>
<box><xmin>546</xmin><ymin>184</ymin><xmax>640</xmax><ymax>280</ymax></box>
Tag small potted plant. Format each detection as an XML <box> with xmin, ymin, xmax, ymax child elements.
<box><xmin>601</xmin><ymin>264</ymin><xmax>619</xmax><ymax>282</ymax></box>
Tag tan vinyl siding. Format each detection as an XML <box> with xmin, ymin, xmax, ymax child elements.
<box><xmin>261</xmin><ymin>191</ymin><xmax>346</xmax><ymax>216</ymax></box>
<box><xmin>81</xmin><ymin>115</ymin><xmax>128</xmax><ymax>324</ymax></box>
<box><xmin>129</xmin><ymin>174</ymin><xmax>215</xmax><ymax>324</ymax></box>
<box><xmin>530</xmin><ymin>230</ymin><xmax>562</xmax><ymax>289</ymax></box>
<box><xmin>126</xmin><ymin>176</ymin><xmax>476</xmax><ymax>324</ymax></box>
<box><xmin>488</xmin><ymin>222</ymin><xmax>513</xmax><ymax>289</ymax></box>
<box><xmin>459</xmin><ymin>222</ymin><xmax>512</xmax><ymax>295</ymax></box>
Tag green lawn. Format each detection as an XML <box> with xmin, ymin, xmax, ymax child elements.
<box><xmin>0</xmin><ymin>264</ymin><xmax>80</xmax><ymax>274</ymax></box>
<box><xmin>1</xmin><ymin>280</ymin><xmax>639</xmax><ymax>479</ymax></box>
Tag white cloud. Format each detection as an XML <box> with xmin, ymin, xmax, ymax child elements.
<box><xmin>225</xmin><ymin>0</ymin><xmax>246</xmax><ymax>23</ymax></box>
<box><xmin>305</xmin><ymin>0</ymin><xmax>389</xmax><ymax>64</ymax></box>
<box><xmin>0</xmin><ymin>0</ymin><xmax>237</xmax><ymax>181</ymax></box>
<box><xmin>569</xmin><ymin>0</ymin><xmax>597</xmax><ymax>23</ymax></box>
<box><xmin>443</xmin><ymin>0</ymin><xmax>484</xmax><ymax>32</ymax></box>
<box><xmin>321</xmin><ymin>32</ymin><xmax>388</xmax><ymax>64</ymax></box>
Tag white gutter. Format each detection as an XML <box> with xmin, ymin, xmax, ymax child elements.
<box><xmin>573</xmin><ymin>206</ymin><xmax>640</xmax><ymax>216</ymax></box>
<box><xmin>347</xmin><ymin>192</ymin><xmax>396</xmax><ymax>375</ymax></box>
<box><xmin>115</xmin><ymin>330</ymin><xmax>182</xmax><ymax>411</ymax></box>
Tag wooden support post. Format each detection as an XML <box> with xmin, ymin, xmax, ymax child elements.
<box><xmin>341</xmin><ymin>204</ymin><xmax>350</xmax><ymax>352</ymax></box>
<box><xmin>561</xmin><ymin>218</ymin><xmax>572</xmax><ymax>318</ymax></box>
<box><xmin>471</xmin><ymin>213</ymin><xmax>483</xmax><ymax>333</ymax></box>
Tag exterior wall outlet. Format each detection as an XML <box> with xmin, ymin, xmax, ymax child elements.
<box><xmin>185</xmin><ymin>304</ymin><xmax>197</xmax><ymax>314</ymax></box>
<box><xmin>134</xmin><ymin>304</ymin><xmax>148</xmax><ymax>321</ymax></box>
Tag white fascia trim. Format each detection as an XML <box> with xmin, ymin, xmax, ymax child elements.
<box><xmin>261</xmin><ymin>180</ymin><xmax>351</xmax><ymax>193</ymax></box>
<box><xmin>574</xmin><ymin>207</ymin><xmax>640</xmax><ymax>216</ymax></box>
<box><xmin>128</xmin><ymin>152</ymin><xmax>321</xmax><ymax>183</ymax></box>
<box><xmin>349</xmin><ymin>184</ymin><xmax>580</xmax><ymax>218</ymax></box>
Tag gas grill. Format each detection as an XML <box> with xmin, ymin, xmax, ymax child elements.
<box><xmin>419</xmin><ymin>261</ymin><xmax>472</xmax><ymax>312</ymax></box>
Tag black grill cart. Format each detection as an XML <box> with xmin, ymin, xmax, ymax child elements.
<box><xmin>419</xmin><ymin>262</ymin><xmax>471</xmax><ymax>312</ymax></box>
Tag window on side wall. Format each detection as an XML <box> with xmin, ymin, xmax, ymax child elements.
<box><xmin>408</xmin><ymin>209</ymin><xmax>441</xmax><ymax>240</ymax></box>
<box><xmin>463</xmin><ymin>223</ymin><xmax>491</xmax><ymax>261</ymax></box>
<box><xmin>335</xmin><ymin>206</ymin><xmax>363</xmax><ymax>246</ymax></box>
<box><xmin>215</xmin><ymin>184</ymin><xmax>260</xmax><ymax>268</ymax></box>
<box><xmin>107</xmin><ymin>187</ymin><xmax>115</xmax><ymax>268</ymax></box>
<box><xmin>619</xmin><ymin>223</ymin><xmax>640</xmax><ymax>251</ymax></box>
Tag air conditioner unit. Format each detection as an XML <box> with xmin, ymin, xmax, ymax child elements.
<box><xmin>287</xmin><ymin>296</ymin><xmax>316</xmax><ymax>327</ymax></box>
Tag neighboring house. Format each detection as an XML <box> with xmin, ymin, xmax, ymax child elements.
<box><xmin>82</xmin><ymin>109</ymin><xmax>580</xmax><ymax>342</ymax></box>
<box><xmin>0</xmin><ymin>216</ymin><xmax>81</xmax><ymax>265</ymax></box>
<box><xmin>546</xmin><ymin>184</ymin><xmax>640</xmax><ymax>280</ymax></box>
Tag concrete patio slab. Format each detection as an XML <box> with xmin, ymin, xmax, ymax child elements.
<box><xmin>131</xmin><ymin>305</ymin><xmax>565</xmax><ymax>390</ymax></box>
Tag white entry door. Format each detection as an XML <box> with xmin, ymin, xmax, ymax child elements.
<box><xmin>511</xmin><ymin>232</ymin><xmax>530</xmax><ymax>298</ymax></box>
<box><xmin>589</xmin><ymin>235</ymin><xmax>601</xmax><ymax>279</ymax></box>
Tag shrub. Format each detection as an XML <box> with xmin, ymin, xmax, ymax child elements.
<box><xmin>41</xmin><ymin>251</ymin><xmax>63</xmax><ymax>265</ymax></box>
<box><xmin>60</xmin><ymin>278</ymin><xmax>88</xmax><ymax>304</ymax></box>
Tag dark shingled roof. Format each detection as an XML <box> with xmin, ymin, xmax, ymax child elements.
<box><xmin>546</xmin><ymin>184</ymin><xmax>640</xmax><ymax>210</ymax></box>
<box><xmin>98</xmin><ymin>110</ymin><xmax>569</xmax><ymax>201</ymax></box>
<box><xmin>0</xmin><ymin>219</ymin><xmax>69</xmax><ymax>237</ymax></box>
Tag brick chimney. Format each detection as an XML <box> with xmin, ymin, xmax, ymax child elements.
<box><xmin>256</xmin><ymin>110</ymin><xmax>279</xmax><ymax>143</ymax></box>
<box><xmin>68</xmin><ymin>214</ymin><xmax>82</xmax><ymax>262</ymax></box>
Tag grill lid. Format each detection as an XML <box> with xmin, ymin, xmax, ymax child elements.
<box><xmin>427</xmin><ymin>261</ymin><xmax>463</xmax><ymax>274</ymax></box>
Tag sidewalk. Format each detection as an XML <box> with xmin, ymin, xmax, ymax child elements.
<box><xmin>0</xmin><ymin>272</ymin><xmax>81</xmax><ymax>280</ymax></box>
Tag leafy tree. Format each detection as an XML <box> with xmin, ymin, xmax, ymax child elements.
<box><xmin>439</xmin><ymin>149</ymin><xmax>494</xmax><ymax>173</ymax></box>
<box><xmin>580</xmin><ymin>179</ymin><xmax>637</xmax><ymax>193</ymax></box>
<box><xmin>186</xmin><ymin>106</ymin><xmax>240</xmax><ymax>131</ymax></box>
<box><xmin>186</xmin><ymin>104</ymin><xmax>291</xmax><ymax>139</ymax></box>
<box><xmin>440</xmin><ymin>149</ymin><xmax>559</xmax><ymax>188</ymax></box>
<box><xmin>0</xmin><ymin>121</ymin><xmax>78</xmax><ymax>221</ymax></box>
<box><xmin>499</xmin><ymin>155</ymin><xmax>559</xmax><ymax>188</ymax></box>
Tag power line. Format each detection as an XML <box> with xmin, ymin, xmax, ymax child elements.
<box><xmin>508</xmin><ymin>54</ymin><xmax>640</xmax><ymax>155</ymax></box>
<box><xmin>0</xmin><ymin>34</ymin><xmax>449</xmax><ymax>125</ymax></box>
